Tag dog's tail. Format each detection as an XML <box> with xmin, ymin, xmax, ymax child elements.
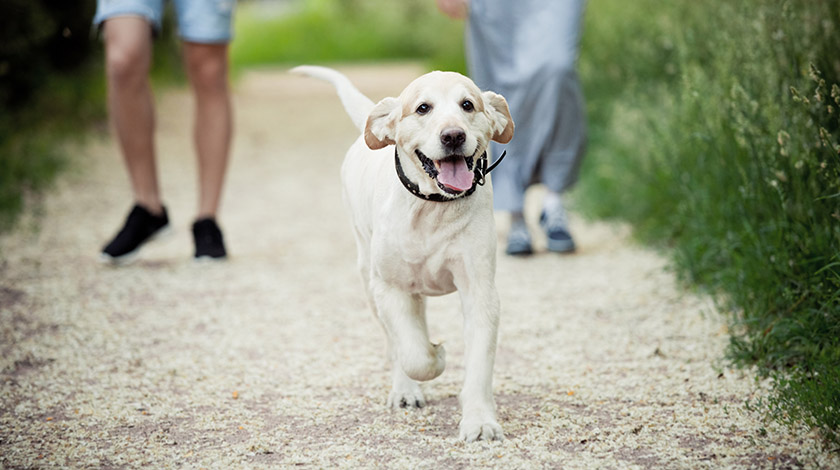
<box><xmin>291</xmin><ymin>65</ymin><xmax>374</xmax><ymax>132</ymax></box>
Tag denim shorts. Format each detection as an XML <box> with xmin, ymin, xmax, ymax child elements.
<box><xmin>93</xmin><ymin>0</ymin><xmax>236</xmax><ymax>43</ymax></box>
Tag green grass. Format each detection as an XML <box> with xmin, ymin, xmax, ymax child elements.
<box><xmin>0</xmin><ymin>65</ymin><xmax>106</xmax><ymax>232</ymax></box>
<box><xmin>577</xmin><ymin>0</ymin><xmax>840</xmax><ymax>446</ymax></box>
<box><xmin>231</xmin><ymin>0</ymin><xmax>466</xmax><ymax>73</ymax></box>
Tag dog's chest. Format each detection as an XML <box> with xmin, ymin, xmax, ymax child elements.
<box><xmin>373</xmin><ymin>234</ymin><xmax>461</xmax><ymax>296</ymax></box>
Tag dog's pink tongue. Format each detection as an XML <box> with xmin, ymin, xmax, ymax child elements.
<box><xmin>437</xmin><ymin>158</ymin><xmax>473</xmax><ymax>191</ymax></box>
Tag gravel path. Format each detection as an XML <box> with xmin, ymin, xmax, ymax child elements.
<box><xmin>1</xmin><ymin>64</ymin><xmax>836</xmax><ymax>469</ymax></box>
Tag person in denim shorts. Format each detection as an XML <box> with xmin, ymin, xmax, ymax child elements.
<box><xmin>94</xmin><ymin>0</ymin><xmax>236</xmax><ymax>264</ymax></box>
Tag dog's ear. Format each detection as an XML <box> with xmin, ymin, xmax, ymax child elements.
<box><xmin>483</xmin><ymin>91</ymin><xmax>515</xmax><ymax>144</ymax></box>
<box><xmin>365</xmin><ymin>97</ymin><xmax>399</xmax><ymax>150</ymax></box>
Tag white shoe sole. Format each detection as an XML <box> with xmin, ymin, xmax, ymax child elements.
<box><xmin>193</xmin><ymin>254</ymin><xmax>228</xmax><ymax>264</ymax></box>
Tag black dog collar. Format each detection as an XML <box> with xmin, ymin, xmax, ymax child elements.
<box><xmin>393</xmin><ymin>148</ymin><xmax>507</xmax><ymax>202</ymax></box>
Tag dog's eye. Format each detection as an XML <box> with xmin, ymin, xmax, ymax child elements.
<box><xmin>416</xmin><ymin>103</ymin><xmax>431</xmax><ymax>115</ymax></box>
<box><xmin>461</xmin><ymin>100</ymin><xmax>475</xmax><ymax>112</ymax></box>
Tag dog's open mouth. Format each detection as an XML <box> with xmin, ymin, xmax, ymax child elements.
<box><xmin>416</xmin><ymin>150</ymin><xmax>476</xmax><ymax>194</ymax></box>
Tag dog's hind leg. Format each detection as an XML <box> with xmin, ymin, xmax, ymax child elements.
<box><xmin>371</xmin><ymin>279</ymin><xmax>446</xmax><ymax>385</ymax></box>
<box><xmin>356</xmin><ymin>246</ymin><xmax>398</xmax><ymax>374</ymax></box>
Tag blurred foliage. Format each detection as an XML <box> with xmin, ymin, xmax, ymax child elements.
<box><xmin>576</xmin><ymin>0</ymin><xmax>840</xmax><ymax>446</ymax></box>
<box><xmin>0</xmin><ymin>0</ymin><xmax>183</xmax><ymax>233</ymax></box>
<box><xmin>0</xmin><ymin>0</ymin><xmax>97</xmax><ymax>107</ymax></box>
<box><xmin>0</xmin><ymin>0</ymin><xmax>102</xmax><ymax>232</ymax></box>
<box><xmin>231</xmin><ymin>0</ymin><xmax>466</xmax><ymax>73</ymax></box>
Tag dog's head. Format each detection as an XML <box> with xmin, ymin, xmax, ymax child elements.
<box><xmin>364</xmin><ymin>71</ymin><xmax>514</xmax><ymax>198</ymax></box>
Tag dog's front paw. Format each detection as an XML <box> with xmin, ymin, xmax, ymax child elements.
<box><xmin>387</xmin><ymin>381</ymin><xmax>426</xmax><ymax>409</ymax></box>
<box><xmin>459</xmin><ymin>417</ymin><xmax>504</xmax><ymax>442</ymax></box>
<box><xmin>401</xmin><ymin>342</ymin><xmax>446</xmax><ymax>382</ymax></box>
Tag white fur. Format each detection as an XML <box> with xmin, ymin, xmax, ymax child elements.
<box><xmin>292</xmin><ymin>65</ymin><xmax>514</xmax><ymax>442</ymax></box>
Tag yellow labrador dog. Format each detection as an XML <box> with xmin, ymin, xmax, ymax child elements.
<box><xmin>293</xmin><ymin>66</ymin><xmax>514</xmax><ymax>441</ymax></box>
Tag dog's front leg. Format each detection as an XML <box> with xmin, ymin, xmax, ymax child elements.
<box><xmin>385</xmin><ymin>340</ymin><xmax>427</xmax><ymax>409</ymax></box>
<box><xmin>458</xmin><ymin>285</ymin><xmax>503</xmax><ymax>442</ymax></box>
<box><xmin>371</xmin><ymin>279</ymin><xmax>447</xmax><ymax>403</ymax></box>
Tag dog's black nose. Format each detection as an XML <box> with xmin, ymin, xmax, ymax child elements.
<box><xmin>441</xmin><ymin>128</ymin><xmax>466</xmax><ymax>149</ymax></box>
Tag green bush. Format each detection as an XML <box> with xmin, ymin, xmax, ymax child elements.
<box><xmin>577</xmin><ymin>0</ymin><xmax>840</xmax><ymax>445</ymax></box>
<box><xmin>231</xmin><ymin>0</ymin><xmax>466</xmax><ymax>73</ymax></box>
<box><xmin>0</xmin><ymin>1</ymin><xmax>183</xmax><ymax>232</ymax></box>
<box><xmin>0</xmin><ymin>0</ymin><xmax>101</xmax><ymax>231</ymax></box>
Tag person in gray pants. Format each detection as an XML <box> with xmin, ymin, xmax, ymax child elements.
<box><xmin>437</xmin><ymin>0</ymin><xmax>587</xmax><ymax>255</ymax></box>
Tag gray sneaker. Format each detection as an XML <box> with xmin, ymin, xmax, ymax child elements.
<box><xmin>505</xmin><ymin>220</ymin><xmax>533</xmax><ymax>256</ymax></box>
<box><xmin>540</xmin><ymin>207</ymin><xmax>576</xmax><ymax>253</ymax></box>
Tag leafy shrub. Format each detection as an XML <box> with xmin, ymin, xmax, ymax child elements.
<box><xmin>0</xmin><ymin>0</ymin><xmax>101</xmax><ymax>231</ymax></box>
<box><xmin>231</xmin><ymin>0</ymin><xmax>465</xmax><ymax>72</ymax></box>
<box><xmin>577</xmin><ymin>0</ymin><xmax>840</xmax><ymax>445</ymax></box>
<box><xmin>0</xmin><ymin>0</ymin><xmax>183</xmax><ymax>232</ymax></box>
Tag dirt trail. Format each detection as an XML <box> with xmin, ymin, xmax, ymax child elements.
<box><xmin>1</xmin><ymin>64</ymin><xmax>836</xmax><ymax>469</ymax></box>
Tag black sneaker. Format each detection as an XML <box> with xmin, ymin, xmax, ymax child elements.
<box><xmin>101</xmin><ymin>204</ymin><xmax>170</xmax><ymax>264</ymax></box>
<box><xmin>192</xmin><ymin>218</ymin><xmax>227</xmax><ymax>260</ymax></box>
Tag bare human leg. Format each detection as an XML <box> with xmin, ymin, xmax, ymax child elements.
<box><xmin>103</xmin><ymin>16</ymin><xmax>163</xmax><ymax>215</ymax></box>
<box><xmin>182</xmin><ymin>42</ymin><xmax>232</xmax><ymax>220</ymax></box>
